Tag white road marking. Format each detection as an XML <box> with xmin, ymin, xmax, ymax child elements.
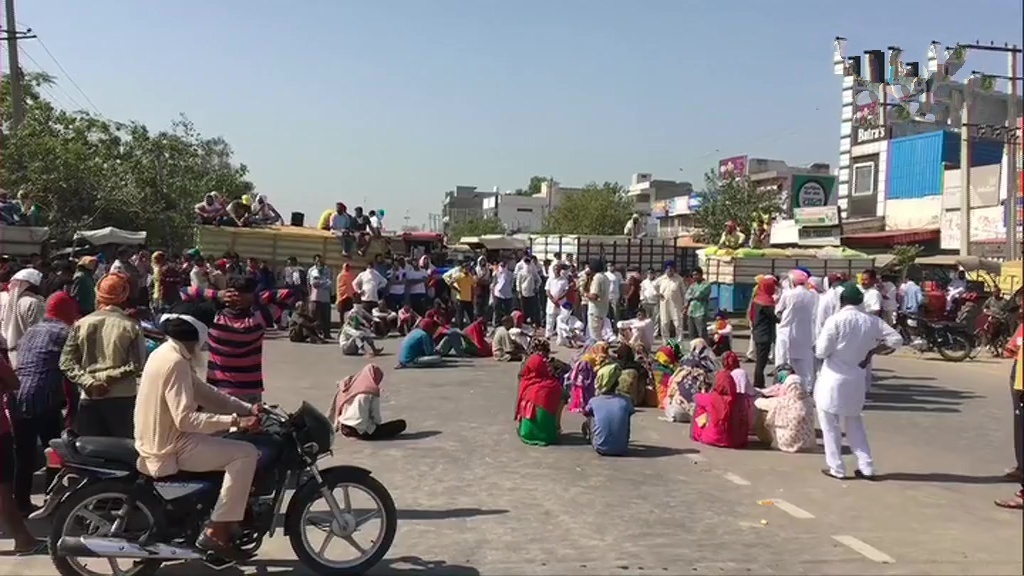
<box><xmin>723</xmin><ymin>472</ymin><xmax>751</xmax><ymax>486</ymax></box>
<box><xmin>832</xmin><ymin>535</ymin><xmax>895</xmax><ymax>564</ymax></box>
<box><xmin>769</xmin><ymin>499</ymin><xmax>815</xmax><ymax>519</ymax></box>
<box><xmin>686</xmin><ymin>453</ymin><xmax>707</xmax><ymax>463</ymax></box>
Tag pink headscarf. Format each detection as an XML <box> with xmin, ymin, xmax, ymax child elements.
<box><xmin>332</xmin><ymin>364</ymin><xmax>384</xmax><ymax>428</ymax></box>
<box><xmin>788</xmin><ymin>269</ymin><xmax>809</xmax><ymax>286</ymax></box>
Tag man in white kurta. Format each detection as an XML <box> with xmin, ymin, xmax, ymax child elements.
<box><xmin>814</xmin><ymin>285</ymin><xmax>902</xmax><ymax>479</ymax></box>
<box><xmin>776</xmin><ymin>277</ymin><xmax>819</xmax><ymax>391</ymax></box>
<box><xmin>654</xmin><ymin>265</ymin><xmax>686</xmax><ymax>341</ymax></box>
<box><xmin>815</xmin><ymin>280</ymin><xmax>843</xmax><ymax>337</ymax></box>
<box><xmin>544</xmin><ymin>264</ymin><xmax>570</xmax><ymax>338</ymax></box>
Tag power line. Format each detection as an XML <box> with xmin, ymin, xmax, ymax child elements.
<box><xmin>18</xmin><ymin>45</ymin><xmax>85</xmax><ymax>111</ymax></box>
<box><xmin>34</xmin><ymin>36</ymin><xmax>101</xmax><ymax>116</ymax></box>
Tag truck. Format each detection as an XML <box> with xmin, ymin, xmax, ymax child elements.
<box><xmin>527</xmin><ymin>234</ymin><xmax>700</xmax><ymax>271</ymax></box>
<box><xmin>0</xmin><ymin>226</ymin><xmax>50</xmax><ymax>258</ymax></box>
<box><xmin>194</xmin><ymin>225</ymin><xmax>444</xmax><ymax>269</ymax></box>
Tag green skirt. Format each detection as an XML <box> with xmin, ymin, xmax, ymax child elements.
<box><xmin>518</xmin><ymin>407</ymin><xmax>560</xmax><ymax>446</ymax></box>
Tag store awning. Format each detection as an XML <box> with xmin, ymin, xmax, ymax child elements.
<box><xmin>842</xmin><ymin>227</ymin><xmax>940</xmax><ymax>247</ymax></box>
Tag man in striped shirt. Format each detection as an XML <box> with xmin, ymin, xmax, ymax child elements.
<box><xmin>180</xmin><ymin>275</ymin><xmax>298</xmax><ymax>403</ymax></box>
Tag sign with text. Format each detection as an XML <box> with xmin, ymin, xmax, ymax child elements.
<box><xmin>794</xmin><ymin>205</ymin><xmax>841</xmax><ymax>227</ymax></box>
<box><xmin>851</xmin><ymin>124</ymin><xmax>891</xmax><ymax>146</ymax></box>
<box><xmin>718</xmin><ymin>156</ymin><xmax>748</xmax><ymax>179</ymax></box>
<box><xmin>790</xmin><ymin>174</ymin><xmax>837</xmax><ymax>210</ymax></box>
<box><xmin>797</xmin><ymin>225</ymin><xmax>842</xmax><ymax>246</ymax></box>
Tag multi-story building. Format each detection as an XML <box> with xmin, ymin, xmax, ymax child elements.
<box><xmin>833</xmin><ymin>39</ymin><xmax>1020</xmax><ymax>254</ymax></box>
<box><xmin>719</xmin><ymin>156</ymin><xmax>834</xmax><ymax>217</ymax></box>
<box><xmin>481</xmin><ymin>194</ymin><xmax>548</xmax><ymax>233</ymax></box>
<box><xmin>441</xmin><ymin>186</ymin><xmax>498</xmax><ymax>235</ymax></box>
<box><xmin>628</xmin><ymin>173</ymin><xmax>693</xmax><ymax>237</ymax></box>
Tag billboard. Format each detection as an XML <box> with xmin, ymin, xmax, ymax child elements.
<box><xmin>718</xmin><ymin>156</ymin><xmax>748</xmax><ymax>179</ymax></box>
<box><xmin>790</xmin><ymin>174</ymin><xmax>837</xmax><ymax>210</ymax></box>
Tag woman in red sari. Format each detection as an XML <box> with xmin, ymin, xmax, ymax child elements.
<box><xmin>691</xmin><ymin>358</ymin><xmax>750</xmax><ymax>449</ymax></box>
<box><xmin>515</xmin><ymin>340</ymin><xmax>565</xmax><ymax>446</ymax></box>
<box><xmin>463</xmin><ymin>317</ymin><xmax>492</xmax><ymax>357</ymax></box>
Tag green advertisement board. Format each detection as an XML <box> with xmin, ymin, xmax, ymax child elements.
<box><xmin>790</xmin><ymin>174</ymin><xmax>837</xmax><ymax>211</ymax></box>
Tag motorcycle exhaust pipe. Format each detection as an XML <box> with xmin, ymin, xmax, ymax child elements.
<box><xmin>57</xmin><ymin>537</ymin><xmax>204</xmax><ymax>560</ymax></box>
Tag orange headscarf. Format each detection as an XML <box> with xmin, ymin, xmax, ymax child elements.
<box><xmin>96</xmin><ymin>273</ymin><xmax>131</xmax><ymax>308</ymax></box>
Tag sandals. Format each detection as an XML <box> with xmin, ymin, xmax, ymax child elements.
<box><xmin>994</xmin><ymin>490</ymin><xmax>1024</xmax><ymax>510</ymax></box>
<box><xmin>15</xmin><ymin>540</ymin><xmax>48</xmax><ymax>556</ymax></box>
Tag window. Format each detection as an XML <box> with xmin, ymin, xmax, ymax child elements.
<box><xmin>852</xmin><ymin>162</ymin><xmax>875</xmax><ymax>196</ymax></box>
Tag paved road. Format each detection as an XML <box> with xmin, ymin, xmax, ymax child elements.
<box><xmin>2</xmin><ymin>334</ymin><xmax>1021</xmax><ymax>575</ymax></box>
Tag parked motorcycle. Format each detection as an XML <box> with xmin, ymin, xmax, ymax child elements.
<box><xmin>40</xmin><ymin>402</ymin><xmax>396</xmax><ymax>576</ymax></box>
<box><xmin>896</xmin><ymin>312</ymin><xmax>974</xmax><ymax>362</ymax></box>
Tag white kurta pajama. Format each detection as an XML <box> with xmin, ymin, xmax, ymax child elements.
<box><xmin>775</xmin><ymin>287</ymin><xmax>818</xmax><ymax>391</ymax></box>
<box><xmin>814</xmin><ymin>306</ymin><xmax>902</xmax><ymax>478</ymax></box>
<box><xmin>544</xmin><ymin>275</ymin><xmax>569</xmax><ymax>338</ymax></box>
<box><xmin>859</xmin><ymin>286</ymin><xmax>883</xmax><ymax>391</ymax></box>
<box><xmin>655</xmin><ymin>275</ymin><xmax>686</xmax><ymax>341</ymax></box>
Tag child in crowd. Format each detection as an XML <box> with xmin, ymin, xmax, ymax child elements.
<box><xmin>397</xmin><ymin>304</ymin><xmax>420</xmax><ymax>336</ymax></box>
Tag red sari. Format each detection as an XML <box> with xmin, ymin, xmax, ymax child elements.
<box><xmin>516</xmin><ymin>354</ymin><xmax>564</xmax><ymax>423</ymax></box>
<box><xmin>691</xmin><ymin>369</ymin><xmax>750</xmax><ymax>449</ymax></box>
<box><xmin>464</xmin><ymin>318</ymin><xmax>492</xmax><ymax>357</ymax></box>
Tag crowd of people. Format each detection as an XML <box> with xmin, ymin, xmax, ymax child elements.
<box><xmin>0</xmin><ymin>190</ymin><xmax>44</xmax><ymax>227</ymax></box>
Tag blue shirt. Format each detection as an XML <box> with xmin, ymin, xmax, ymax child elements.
<box><xmin>585</xmin><ymin>394</ymin><xmax>634</xmax><ymax>456</ymax></box>
<box><xmin>399</xmin><ymin>328</ymin><xmax>436</xmax><ymax>365</ymax></box>
<box><xmin>14</xmin><ymin>319</ymin><xmax>71</xmax><ymax>418</ymax></box>
<box><xmin>900</xmin><ymin>281</ymin><xmax>923</xmax><ymax>313</ymax></box>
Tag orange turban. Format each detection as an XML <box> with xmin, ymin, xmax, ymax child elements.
<box><xmin>96</xmin><ymin>273</ymin><xmax>131</xmax><ymax>307</ymax></box>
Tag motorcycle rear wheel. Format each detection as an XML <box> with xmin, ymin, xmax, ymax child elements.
<box><xmin>49</xmin><ymin>480</ymin><xmax>164</xmax><ymax>576</ymax></box>
<box><xmin>285</xmin><ymin>469</ymin><xmax>397</xmax><ymax>576</ymax></box>
<box><xmin>938</xmin><ymin>334</ymin><xmax>971</xmax><ymax>362</ymax></box>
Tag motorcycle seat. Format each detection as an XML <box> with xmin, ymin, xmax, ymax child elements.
<box><xmin>74</xmin><ymin>437</ymin><xmax>139</xmax><ymax>467</ymax></box>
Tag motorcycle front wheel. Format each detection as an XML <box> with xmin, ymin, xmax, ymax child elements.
<box><xmin>285</xmin><ymin>469</ymin><xmax>397</xmax><ymax>576</ymax></box>
<box><xmin>937</xmin><ymin>334</ymin><xmax>971</xmax><ymax>362</ymax></box>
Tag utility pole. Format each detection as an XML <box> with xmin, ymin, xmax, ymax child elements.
<box><xmin>957</xmin><ymin>42</ymin><xmax>1023</xmax><ymax>258</ymax></box>
<box><xmin>960</xmin><ymin>81</ymin><xmax>972</xmax><ymax>257</ymax></box>
<box><xmin>4</xmin><ymin>0</ymin><xmax>25</xmax><ymax>130</ymax></box>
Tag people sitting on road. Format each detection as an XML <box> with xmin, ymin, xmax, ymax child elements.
<box><xmin>582</xmin><ymin>362</ymin><xmax>635</xmax><ymax>456</ymax></box>
<box><xmin>555</xmin><ymin>301</ymin><xmax>584</xmax><ymax>348</ymax></box>
<box><xmin>753</xmin><ymin>374</ymin><xmax>816</xmax><ymax>453</ymax></box>
<box><xmin>330</xmin><ymin>364</ymin><xmax>407</xmax><ymax>441</ymax></box>
<box><xmin>195</xmin><ymin>192</ymin><xmax>227</xmax><ymax>225</ymax></box>
<box><xmin>509</xmin><ymin>310</ymin><xmax>533</xmax><ymax>350</ymax></box>
<box><xmin>463</xmin><ymin>317</ymin><xmax>492</xmax><ymax>357</ymax></box>
<box><xmin>397</xmin><ymin>304</ymin><xmax>420</xmax><ymax>336</ymax></box>
<box><xmin>372</xmin><ymin>301</ymin><xmax>398</xmax><ymax>337</ymax></box>
<box><xmin>397</xmin><ymin>318</ymin><xmax>445</xmax><ymax>368</ymax></box>
<box><xmin>651</xmin><ymin>339</ymin><xmax>681</xmax><ymax>409</ymax></box>
<box><xmin>709</xmin><ymin>310</ymin><xmax>733</xmax><ymax>356</ymax></box>
<box><xmin>691</xmin><ymin>352</ymin><xmax>751</xmax><ymax>449</ymax></box>
<box><xmin>491</xmin><ymin>315</ymin><xmax>525</xmax><ymax>362</ymax></box>
<box><xmin>135</xmin><ymin>302</ymin><xmax>261</xmax><ymax>559</ymax></box>
<box><xmin>288</xmin><ymin>300</ymin><xmax>323</xmax><ymax>344</ymax></box>
<box><xmin>617</xmin><ymin>307</ymin><xmax>654</xmax><ymax>350</ymax></box>
<box><xmin>516</xmin><ymin>339</ymin><xmax>565</xmax><ymax>447</ymax></box>
<box><xmin>339</xmin><ymin>312</ymin><xmax>381</xmax><ymax>357</ymax></box>
<box><xmin>424</xmin><ymin>298</ymin><xmax>453</xmax><ymax>327</ymax></box>
<box><xmin>612</xmin><ymin>342</ymin><xmax>648</xmax><ymax>407</ymax></box>
<box><xmin>568</xmin><ymin>341</ymin><xmax>608</xmax><ymax>413</ymax></box>
<box><xmin>249</xmin><ymin>194</ymin><xmax>284</xmax><ymax>226</ymax></box>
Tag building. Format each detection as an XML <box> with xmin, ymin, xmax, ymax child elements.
<box><xmin>441</xmin><ymin>186</ymin><xmax>498</xmax><ymax>235</ymax></box>
<box><xmin>481</xmin><ymin>193</ymin><xmax>548</xmax><ymax>233</ymax></box>
<box><xmin>833</xmin><ymin>39</ymin><xmax>1021</xmax><ymax>253</ymax></box>
<box><xmin>628</xmin><ymin>173</ymin><xmax>694</xmax><ymax>237</ymax></box>
<box><xmin>720</xmin><ymin>156</ymin><xmax>834</xmax><ymax>217</ymax></box>
<box><xmin>535</xmin><ymin>180</ymin><xmax>584</xmax><ymax>212</ymax></box>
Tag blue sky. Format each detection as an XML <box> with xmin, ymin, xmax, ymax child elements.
<box><xmin>17</xmin><ymin>0</ymin><xmax>1023</xmax><ymax>228</ymax></box>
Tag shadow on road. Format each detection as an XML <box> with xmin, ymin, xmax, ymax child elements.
<box><xmin>865</xmin><ymin>381</ymin><xmax>980</xmax><ymax>414</ymax></box>
<box><xmin>154</xmin><ymin>555</ymin><xmax>481</xmax><ymax>575</ymax></box>
<box><xmin>393</xmin><ymin>430</ymin><xmax>443</xmax><ymax>441</ymax></box>
<box><xmin>874</xmin><ymin>471</ymin><xmax>1011</xmax><ymax>485</ymax></box>
<box><xmin>623</xmin><ymin>444</ymin><xmax>698</xmax><ymax>459</ymax></box>
<box><xmin>395</xmin><ymin>508</ymin><xmax>509</xmax><ymax>520</ymax></box>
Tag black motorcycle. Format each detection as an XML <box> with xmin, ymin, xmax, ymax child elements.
<box><xmin>40</xmin><ymin>402</ymin><xmax>397</xmax><ymax>576</ymax></box>
<box><xmin>896</xmin><ymin>312</ymin><xmax>974</xmax><ymax>362</ymax></box>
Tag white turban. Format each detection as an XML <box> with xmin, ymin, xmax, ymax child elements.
<box><xmin>3</xmin><ymin>267</ymin><xmax>43</xmax><ymax>350</ymax></box>
<box><xmin>11</xmin><ymin>268</ymin><xmax>42</xmax><ymax>286</ymax></box>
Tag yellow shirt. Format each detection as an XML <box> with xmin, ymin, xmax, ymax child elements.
<box><xmin>453</xmin><ymin>273</ymin><xmax>474</xmax><ymax>302</ymax></box>
<box><xmin>317</xmin><ymin>209</ymin><xmax>334</xmax><ymax>230</ymax></box>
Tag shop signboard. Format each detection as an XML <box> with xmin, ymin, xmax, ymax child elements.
<box><xmin>718</xmin><ymin>156</ymin><xmax>748</xmax><ymax>179</ymax></box>
<box><xmin>851</xmin><ymin>124</ymin><xmax>891</xmax><ymax>146</ymax></box>
<box><xmin>794</xmin><ymin>206</ymin><xmax>841</xmax><ymax>227</ymax></box>
<box><xmin>687</xmin><ymin>194</ymin><xmax>703</xmax><ymax>211</ymax></box>
<box><xmin>790</xmin><ymin>174</ymin><xmax>837</xmax><ymax>210</ymax></box>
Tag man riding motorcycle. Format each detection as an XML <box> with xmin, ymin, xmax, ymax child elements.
<box><xmin>134</xmin><ymin>301</ymin><xmax>261</xmax><ymax>558</ymax></box>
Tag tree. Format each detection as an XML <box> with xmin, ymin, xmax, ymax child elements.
<box><xmin>692</xmin><ymin>170</ymin><xmax>783</xmax><ymax>244</ymax></box>
<box><xmin>542</xmin><ymin>181</ymin><xmax>633</xmax><ymax>235</ymax></box>
<box><xmin>1</xmin><ymin>73</ymin><xmax>253</xmax><ymax>250</ymax></box>
<box><xmin>891</xmin><ymin>243</ymin><xmax>922</xmax><ymax>281</ymax></box>
<box><xmin>448</xmin><ymin>216</ymin><xmax>506</xmax><ymax>241</ymax></box>
<box><xmin>512</xmin><ymin>175</ymin><xmax>552</xmax><ymax>196</ymax></box>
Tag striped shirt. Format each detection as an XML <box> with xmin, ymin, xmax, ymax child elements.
<box><xmin>14</xmin><ymin>319</ymin><xmax>70</xmax><ymax>418</ymax></box>
<box><xmin>59</xmin><ymin>307</ymin><xmax>147</xmax><ymax>399</ymax></box>
<box><xmin>180</xmin><ymin>287</ymin><xmax>297</xmax><ymax>396</ymax></box>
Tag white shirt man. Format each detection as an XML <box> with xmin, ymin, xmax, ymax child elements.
<box><xmin>544</xmin><ymin>267</ymin><xmax>570</xmax><ymax>337</ymax></box>
<box><xmin>587</xmin><ymin>270</ymin><xmax>611</xmax><ymax>342</ymax></box>
<box><xmin>654</xmin><ymin>270</ymin><xmax>686</xmax><ymax>341</ymax></box>
<box><xmin>353</xmin><ymin>267</ymin><xmax>387</xmax><ymax>304</ymax></box>
<box><xmin>386</xmin><ymin>265</ymin><xmax>406</xmax><ymax>302</ymax></box>
<box><xmin>878</xmin><ymin>278</ymin><xmax>898</xmax><ymax>324</ymax></box>
<box><xmin>816</xmin><ymin>283</ymin><xmax>843</xmax><ymax>337</ymax></box>
<box><xmin>814</xmin><ymin>289</ymin><xmax>902</xmax><ymax>480</ymax></box>
<box><xmin>516</xmin><ymin>261</ymin><xmax>540</xmax><ymax>299</ymax></box>
<box><xmin>774</xmin><ymin>282</ymin><xmax>819</xmax><ymax>390</ymax></box>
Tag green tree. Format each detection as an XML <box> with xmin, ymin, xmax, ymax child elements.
<box><xmin>692</xmin><ymin>170</ymin><xmax>783</xmax><ymax>244</ymax></box>
<box><xmin>542</xmin><ymin>181</ymin><xmax>633</xmax><ymax>235</ymax></box>
<box><xmin>1</xmin><ymin>73</ymin><xmax>253</xmax><ymax>250</ymax></box>
<box><xmin>448</xmin><ymin>216</ymin><xmax>506</xmax><ymax>241</ymax></box>
<box><xmin>891</xmin><ymin>243</ymin><xmax>922</xmax><ymax>281</ymax></box>
<box><xmin>512</xmin><ymin>175</ymin><xmax>552</xmax><ymax>196</ymax></box>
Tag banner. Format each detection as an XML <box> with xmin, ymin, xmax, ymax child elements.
<box><xmin>790</xmin><ymin>174</ymin><xmax>837</xmax><ymax>210</ymax></box>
